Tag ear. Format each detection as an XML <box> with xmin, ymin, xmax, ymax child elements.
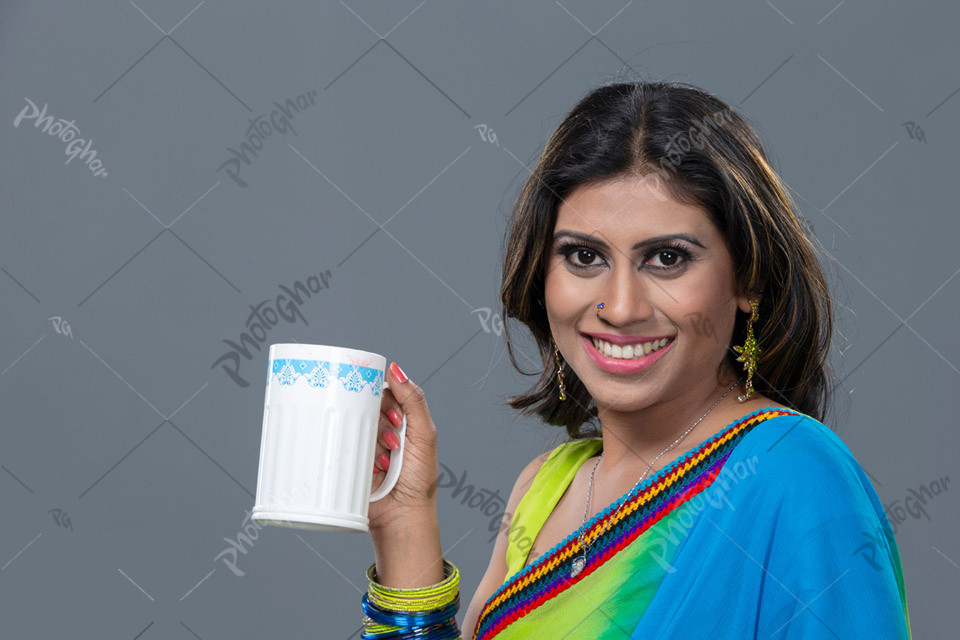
<box><xmin>734</xmin><ymin>285</ymin><xmax>758</xmax><ymax>315</ymax></box>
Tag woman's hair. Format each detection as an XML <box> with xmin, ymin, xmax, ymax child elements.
<box><xmin>499</xmin><ymin>80</ymin><xmax>839</xmax><ymax>439</ymax></box>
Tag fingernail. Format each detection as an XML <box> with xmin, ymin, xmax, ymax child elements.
<box><xmin>383</xmin><ymin>431</ymin><xmax>400</xmax><ymax>450</ymax></box>
<box><xmin>377</xmin><ymin>453</ymin><xmax>390</xmax><ymax>471</ymax></box>
<box><xmin>387</xmin><ymin>408</ymin><xmax>402</xmax><ymax>427</ymax></box>
<box><xmin>390</xmin><ymin>362</ymin><xmax>408</xmax><ymax>384</ymax></box>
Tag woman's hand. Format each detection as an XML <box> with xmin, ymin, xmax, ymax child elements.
<box><xmin>368</xmin><ymin>362</ymin><xmax>440</xmax><ymax>533</ymax></box>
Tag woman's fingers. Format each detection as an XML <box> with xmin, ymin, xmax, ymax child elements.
<box><xmin>380</xmin><ymin>429</ymin><xmax>400</xmax><ymax>450</ymax></box>
<box><xmin>373</xmin><ymin>436</ymin><xmax>389</xmax><ymax>473</ymax></box>
<box><xmin>367</xmin><ymin>361</ymin><xmax>440</xmax><ymax>522</ymax></box>
<box><xmin>374</xmin><ymin>411</ymin><xmax>401</xmax><ymax>474</ymax></box>
<box><xmin>372</xmin><ymin>361</ymin><xmax>420</xmax><ymax>474</ymax></box>
<box><xmin>386</xmin><ymin>362</ymin><xmax>437</xmax><ymax>444</ymax></box>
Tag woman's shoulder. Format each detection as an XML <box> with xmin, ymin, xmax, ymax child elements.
<box><xmin>740</xmin><ymin>406</ymin><xmax>859</xmax><ymax>470</ymax></box>
<box><xmin>524</xmin><ymin>436</ymin><xmax>603</xmax><ymax>485</ymax></box>
<box><xmin>732</xmin><ymin>406</ymin><xmax>883</xmax><ymax>518</ymax></box>
<box><xmin>706</xmin><ymin>407</ymin><xmax>910</xmax><ymax>636</ymax></box>
<box><xmin>512</xmin><ymin>436</ymin><xmax>602</xmax><ymax>498</ymax></box>
<box><xmin>545</xmin><ymin>435</ymin><xmax>604</xmax><ymax>461</ymax></box>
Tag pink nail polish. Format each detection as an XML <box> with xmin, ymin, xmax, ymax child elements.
<box><xmin>387</xmin><ymin>408</ymin><xmax>402</xmax><ymax>427</ymax></box>
<box><xmin>377</xmin><ymin>453</ymin><xmax>390</xmax><ymax>471</ymax></box>
<box><xmin>390</xmin><ymin>362</ymin><xmax>408</xmax><ymax>384</ymax></box>
<box><xmin>383</xmin><ymin>431</ymin><xmax>401</xmax><ymax>450</ymax></box>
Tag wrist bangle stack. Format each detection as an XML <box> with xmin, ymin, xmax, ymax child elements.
<box><xmin>361</xmin><ymin>558</ymin><xmax>462</xmax><ymax>640</ymax></box>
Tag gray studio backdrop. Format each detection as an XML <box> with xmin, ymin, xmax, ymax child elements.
<box><xmin>1</xmin><ymin>0</ymin><xmax>957</xmax><ymax>637</ymax></box>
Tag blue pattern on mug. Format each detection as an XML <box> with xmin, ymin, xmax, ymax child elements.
<box><xmin>268</xmin><ymin>358</ymin><xmax>383</xmax><ymax>396</ymax></box>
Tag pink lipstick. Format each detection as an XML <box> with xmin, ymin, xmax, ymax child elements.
<box><xmin>579</xmin><ymin>333</ymin><xmax>675</xmax><ymax>374</ymax></box>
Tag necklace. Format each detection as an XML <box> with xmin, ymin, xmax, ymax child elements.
<box><xmin>569</xmin><ymin>377</ymin><xmax>742</xmax><ymax>579</ymax></box>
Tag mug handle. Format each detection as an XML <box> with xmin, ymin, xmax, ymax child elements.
<box><xmin>369</xmin><ymin>379</ymin><xmax>407</xmax><ymax>502</ymax></box>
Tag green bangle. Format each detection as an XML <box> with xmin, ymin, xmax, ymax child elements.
<box><xmin>366</xmin><ymin>558</ymin><xmax>460</xmax><ymax>612</ymax></box>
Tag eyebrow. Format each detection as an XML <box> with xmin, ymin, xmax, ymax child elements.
<box><xmin>552</xmin><ymin>230</ymin><xmax>707</xmax><ymax>251</ymax></box>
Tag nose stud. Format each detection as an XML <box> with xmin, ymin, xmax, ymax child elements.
<box><xmin>596</xmin><ymin>302</ymin><xmax>604</xmax><ymax>318</ymax></box>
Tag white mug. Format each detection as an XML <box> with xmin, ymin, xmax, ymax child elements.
<box><xmin>251</xmin><ymin>343</ymin><xmax>407</xmax><ymax>532</ymax></box>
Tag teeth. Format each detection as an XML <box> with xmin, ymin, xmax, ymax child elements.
<box><xmin>591</xmin><ymin>336</ymin><xmax>671</xmax><ymax>359</ymax></box>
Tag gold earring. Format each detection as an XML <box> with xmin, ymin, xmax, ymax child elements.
<box><xmin>553</xmin><ymin>338</ymin><xmax>566</xmax><ymax>401</ymax></box>
<box><xmin>733</xmin><ymin>297</ymin><xmax>761</xmax><ymax>402</ymax></box>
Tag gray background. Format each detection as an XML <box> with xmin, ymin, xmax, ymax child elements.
<box><xmin>1</xmin><ymin>0</ymin><xmax>957</xmax><ymax>637</ymax></box>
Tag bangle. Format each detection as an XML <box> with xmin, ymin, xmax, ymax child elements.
<box><xmin>362</xmin><ymin>593</ymin><xmax>459</xmax><ymax>627</ymax></box>
<box><xmin>361</xmin><ymin>558</ymin><xmax>462</xmax><ymax>640</ymax></box>
<box><xmin>367</xmin><ymin>559</ymin><xmax>459</xmax><ymax>612</ymax></box>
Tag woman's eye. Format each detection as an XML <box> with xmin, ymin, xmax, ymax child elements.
<box><xmin>557</xmin><ymin>243</ymin><xmax>691</xmax><ymax>272</ymax></box>
<box><xmin>569</xmin><ymin>248</ymin><xmax>603</xmax><ymax>268</ymax></box>
<box><xmin>574</xmin><ymin>249</ymin><xmax>599</xmax><ymax>266</ymax></box>
<box><xmin>646</xmin><ymin>250</ymin><xmax>681</xmax><ymax>268</ymax></box>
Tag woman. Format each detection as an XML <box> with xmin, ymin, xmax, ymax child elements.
<box><xmin>361</xmin><ymin>81</ymin><xmax>911</xmax><ymax>639</ymax></box>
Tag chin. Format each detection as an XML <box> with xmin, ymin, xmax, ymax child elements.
<box><xmin>590</xmin><ymin>389</ymin><xmax>659</xmax><ymax>413</ymax></box>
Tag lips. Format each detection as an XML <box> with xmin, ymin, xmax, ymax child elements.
<box><xmin>579</xmin><ymin>333</ymin><xmax>675</xmax><ymax>374</ymax></box>
<box><xmin>589</xmin><ymin>335</ymin><xmax>672</xmax><ymax>359</ymax></box>
<box><xmin>581</xmin><ymin>332</ymin><xmax>675</xmax><ymax>345</ymax></box>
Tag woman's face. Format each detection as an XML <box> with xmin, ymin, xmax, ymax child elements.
<box><xmin>544</xmin><ymin>175</ymin><xmax>752</xmax><ymax>413</ymax></box>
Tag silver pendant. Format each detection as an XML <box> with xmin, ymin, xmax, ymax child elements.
<box><xmin>570</xmin><ymin>555</ymin><xmax>585</xmax><ymax>578</ymax></box>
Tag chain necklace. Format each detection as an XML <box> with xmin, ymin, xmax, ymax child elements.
<box><xmin>569</xmin><ymin>377</ymin><xmax>742</xmax><ymax>579</ymax></box>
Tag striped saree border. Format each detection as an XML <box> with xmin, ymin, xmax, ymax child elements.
<box><xmin>473</xmin><ymin>407</ymin><xmax>800</xmax><ymax>640</ymax></box>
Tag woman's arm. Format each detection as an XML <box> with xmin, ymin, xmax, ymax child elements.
<box><xmin>369</xmin><ymin>506</ymin><xmax>444</xmax><ymax>588</ymax></box>
<box><xmin>367</xmin><ymin>363</ymin><xmax>445</xmax><ymax>587</ymax></box>
<box><xmin>461</xmin><ymin>450</ymin><xmax>552</xmax><ymax>638</ymax></box>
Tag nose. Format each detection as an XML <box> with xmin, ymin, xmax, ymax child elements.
<box><xmin>596</xmin><ymin>262</ymin><xmax>655</xmax><ymax>327</ymax></box>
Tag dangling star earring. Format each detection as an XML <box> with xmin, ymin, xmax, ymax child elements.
<box><xmin>733</xmin><ymin>297</ymin><xmax>762</xmax><ymax>402</ymax></box>
<box><xmin>552</xmin><ymin>337</ymin><xmax>566</xmax><ymax>401</ymax></box>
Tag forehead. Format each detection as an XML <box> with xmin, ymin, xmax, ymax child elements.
<box><xmin>554</xmin><ymin>176</ymin><xmax>713</xmax><ymax>236</ymax></box>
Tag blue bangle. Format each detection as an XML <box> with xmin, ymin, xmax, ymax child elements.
<box><xmin>362</xmin><ymin>592</ymin><xmax>460</xmax><ymax>627</ymax></box>
<box><xmin>360</xmin><ymin>618</ymin><xmax>460</xmax><ymax>640</ymax></box>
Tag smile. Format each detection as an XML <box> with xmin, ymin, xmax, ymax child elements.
<box><xmin>590</xmin><ymin>336</ymin><xmax>671</xmax><ymax>359</ymax></box>
<box><xmin>579</xmin><ymin>333</ymin><xmax>675</xmax><ymax>374</ymax></box>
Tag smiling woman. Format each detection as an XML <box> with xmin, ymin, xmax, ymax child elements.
<box><xmin>466</xmin><ymin>81</ymin><xmax>912</xmax><ymax>638</ymax></box>
<box><xmin>361</xmin><ymin>80</ymin><xmax>911</xmax><ymax>640</ymax></box>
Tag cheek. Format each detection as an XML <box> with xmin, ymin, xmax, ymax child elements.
<box><xmin>672</xmin><ymin>288</ymin><xmax>735</xmax><ymax>343</ymax></box>
<box><xmin>544</xmin><ymin>266</ymin><xmax>588</xmax><ymax>314</ymax></box>
<box><xmin>682</xmin><ymin>302</ymin><xmax>736</xmax><ymax>347</ymax></box>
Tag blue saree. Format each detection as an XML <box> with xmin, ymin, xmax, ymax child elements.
<box><xmin>472</xmin><ymin>407</ymin><xmax>911</xmax><ymax>638</ymax></box>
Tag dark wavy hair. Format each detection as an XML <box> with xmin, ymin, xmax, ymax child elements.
<box><xmin>499</xmin><ymin>81</ymin><xmax>840</xmax><ymax>440</ymax></box>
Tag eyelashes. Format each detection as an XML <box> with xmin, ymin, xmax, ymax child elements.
<box><xmin>554</xmin><ymin>240</ymin><xmax>695</xmax><ymax>273</ymax></box>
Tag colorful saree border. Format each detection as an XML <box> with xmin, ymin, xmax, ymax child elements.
<box><xmin>473</xmin><ymin>407</ymin><xmax>801</xmax><ymax>640</ymax></box>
